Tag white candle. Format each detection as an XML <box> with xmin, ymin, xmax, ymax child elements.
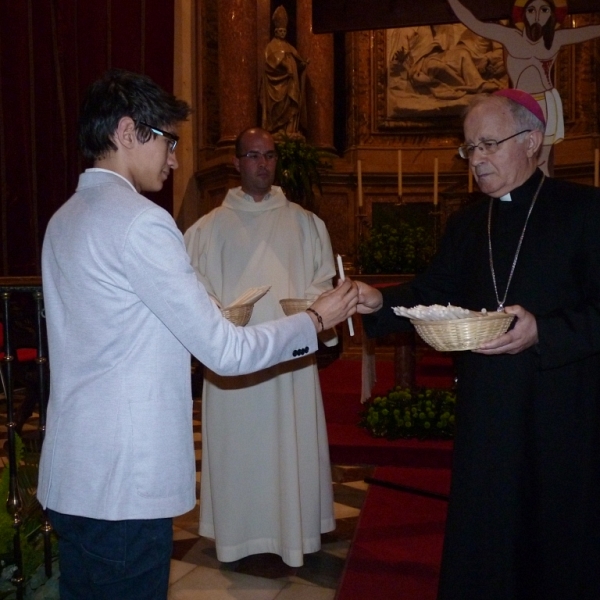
<box><xmin>336</xmin><ymin>254</ymin><xmax>355</xmax><ymax>336</ymax></box>
<box><xmin>595</xmin><ymin>148</ymin><xmax>599</xmax><ymax>188</ymax></box>
<box><xmin>357</xmin><ymin>160</ymin><xmax>363</xmax><ymax>208</ymax></box>
<box><xmin>468</xmin><ymin>167</ymin><xmax>473</xmax><ymax>194</ymax></box>
<box><xmin>397</xmin><ymin>149</ymin><xmax>403</xmax><ymax>197</ymax></box>
<box><xmin>433</xmin><ymin>158</ymin><xmax>439</xmax><ymax>206</ymax></box>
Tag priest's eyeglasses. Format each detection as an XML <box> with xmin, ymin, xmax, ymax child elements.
<box><xmin>458</xmin><ymin>130</ymin><xmax>532</xmax><ymax>159</ymax></box>
<box><xmin>137</xmin><ymin>122</ymin><xmax>179</xmax><ymax>153</ymax></box>
<box><xmin>237</xmin><ymin>151</ymin><xmax>278</xmax><ymax>162</ymax></box>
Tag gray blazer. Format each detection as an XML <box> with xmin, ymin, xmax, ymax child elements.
<box><xmin>38</xmin><ymin>170</ymin><xmax>317</xmax><ymax>520</ymax></box>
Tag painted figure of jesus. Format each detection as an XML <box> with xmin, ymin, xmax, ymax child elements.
<box><xmin>448</xmin><ymin>0</ymin><xmax>600</xmax><ymax>175</ymax></box>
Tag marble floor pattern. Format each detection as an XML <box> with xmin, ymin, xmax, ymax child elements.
<box><xmin>169</xmin><ymin>398</ymin><xmax>373</xmax><ymax>599</ymax></box>
<box><xmin>1</xmin><ymin>393</ymin><xmax>374</xmax><ymax>599</ymax></box>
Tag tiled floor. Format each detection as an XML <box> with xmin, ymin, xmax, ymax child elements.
<box><xmin>169</xmin><ymin>399</ymin><xmax>373</xmax><ymax>599</ymax></box>
<box><xmin>1</xmin><ymin>393</ymin><xmax>373</xmax><ymax>599</ymax></box>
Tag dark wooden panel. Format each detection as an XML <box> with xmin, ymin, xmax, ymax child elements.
<box><xmin>313</xmin><ymin>0</ymin><xmax>600</xmax><ymax>34</ymax></box>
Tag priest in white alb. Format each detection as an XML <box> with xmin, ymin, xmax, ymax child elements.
<box><xmin>184</xmin><ymin>127</ymin><xmax>337</xmax><ymax>567</ymax></box>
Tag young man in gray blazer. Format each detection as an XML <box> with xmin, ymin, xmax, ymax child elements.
<box><xmin>38</xmin><ymin>69</ymin><xmax>357</xmax><ymax>600</ymax></box>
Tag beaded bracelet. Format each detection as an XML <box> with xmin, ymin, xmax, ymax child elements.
<box><xmin>306</xmin><ymin>307</ymin><xmax>324</xmax><ymax>332</ymax></box>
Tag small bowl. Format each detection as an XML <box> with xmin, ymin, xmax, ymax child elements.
<box><xmin>279</xmin><ymin>298</ymin><xmax>313</xmax><ymax>316</ymax></box>
<box><xmin>221</xmin><ymin>304</ymin><xmax>253</xmax><ymax>326</ymax></box>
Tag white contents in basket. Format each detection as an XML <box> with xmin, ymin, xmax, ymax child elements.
<box><xmin>393</xmin><ymin>304</ymin><xmax>477</xmax><ymax>321</ymax></box>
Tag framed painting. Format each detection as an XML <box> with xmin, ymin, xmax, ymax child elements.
<box><xmin>375</xmin><ymin>23</ymin><xmax>509</xmax><ymax>131</ymax></box>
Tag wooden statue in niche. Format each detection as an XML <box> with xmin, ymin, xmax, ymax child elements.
<box><xmin>447</xmin><ymin>0</ymin><xmax>600</xmax><ymax>175</ymax></box>
<box><xmin>260</xmin><ymin>5</ymin><xmax>309</xmax><ymax>136</ymax></box>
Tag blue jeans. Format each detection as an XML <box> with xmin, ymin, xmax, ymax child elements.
<box><xmin>47</xmin><ymin>509</ymin><xmax>172</xmax><ymax>600</ymax></box>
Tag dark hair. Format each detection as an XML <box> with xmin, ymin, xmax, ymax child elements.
<box><xmin>78</xmin><ymin>69</ymin><xmax>191</xmax><ymax>160</ymax></box>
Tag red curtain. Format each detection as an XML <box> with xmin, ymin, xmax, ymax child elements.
<box><xmin>0</xmin><ymin>0</ymin><xmax>175</xmax><ymax>275</ymax></box>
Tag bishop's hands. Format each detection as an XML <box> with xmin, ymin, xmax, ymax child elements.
<box><xmin>328</xmin><ymin>282</ymin><xmax>538</xmax><ymax>355</ymax></box>
<box><xmin>355</xmin><ymin>281</ymin><xmax>383</xmax><ymax>314</ymax></box>
<box><xmin>309</xmin><ymin>279</ymin><xmax>358</xmax><ymax>331</ymax></box>
<box><xmin>474</xmin><ymin>305</ymin><xmax>538</xmax><ymax>355</ymax></box>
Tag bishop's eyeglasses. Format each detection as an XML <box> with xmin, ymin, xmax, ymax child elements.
<box><xmin>458</xmin><ymin>130</ymin><xmax>532</xmax><ymax>159</ymax></box>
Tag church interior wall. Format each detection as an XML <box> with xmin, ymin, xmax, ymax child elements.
<box><xmin>181</xmin><ymin>2</ymin><xmax>600</xmax><ymax>268</ymax></box>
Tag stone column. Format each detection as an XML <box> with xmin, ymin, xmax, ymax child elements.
<box><xmin>217</xmin><ymin>0</ymin><xmax>257</xmax><ymax>146</ymax></box>
<box><xmin>296</xmin><ymin>0</ymin><xmax>335</xmax><ymax>150</ymax></box>
<box><xmin>256</xmin><ymin>0</ymin><xmax>271</xmax><ymax>97</ymax></box>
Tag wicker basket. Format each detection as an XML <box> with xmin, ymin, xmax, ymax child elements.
<box><xmin>221</xmin><ymin>304</ymin><xmax>253</xmax><ymax>326</ymax></box>
<box><xmin>410</xmin><ymin>312</ymin><xmax>514</xmax><ymax>352</ymax></box>
<box><xmin>280</xmin><ymin>298</ymin><xmax>313</xmax><ymax>316</ymax></box>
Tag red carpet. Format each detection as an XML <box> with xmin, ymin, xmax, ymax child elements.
<box><xmin>319</xmin><ymin>358</ymin><xmax>454</xmax><ymax>599</ymax></box>
<box><xmin>319</xmin><ymin>358</ymin><xmax>454</xmax><ymax>467</ymax></box>
<box><xmin>335</xmin><ymin>466</ymin><xmax>450</xmax><ymax>600</ymax></box>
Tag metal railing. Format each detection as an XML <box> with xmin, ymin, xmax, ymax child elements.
<box><xmin>0</xmin><ymin>277</ymin><xmax>52</xmax><ymax>599</ymax></box>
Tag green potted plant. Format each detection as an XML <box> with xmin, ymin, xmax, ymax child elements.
<box><xmin>273</xmin><ymin>132</ymin><xmax>334</xmax><ymax>214</ymax></box>
<box><xmin>360</xmin><ymin>386</ymin><xmax>456</xmax><ymax>440</ymax></box>
<box><xmin>357</xmin><ymin>222</ymin><xmax>435</xmax><ymax>275</ymax></box>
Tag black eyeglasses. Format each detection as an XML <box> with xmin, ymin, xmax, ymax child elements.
<box><xmin>137</xmin><ymin>122</ymin><xmax>179</xmax><ymax>153</ymax></box>
<box><xmin>458</xmin><ymin>130</ymin><xmax>532</xmax><ymax>159</ymax></box>
<box><xmin>236</xmin><ymin>151</ymin><xmax>278</xmax><ymax>162</ymax></box>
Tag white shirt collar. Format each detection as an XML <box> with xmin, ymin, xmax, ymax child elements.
<box><xmin>233</xmin><ymin>186</ymin><xmax>276</xmax><ymax>203</ymax></box>
<box><xmin>499</xmin><ymin>192</ymin><xmax>512</xmax><ymax>202</ymax></box>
